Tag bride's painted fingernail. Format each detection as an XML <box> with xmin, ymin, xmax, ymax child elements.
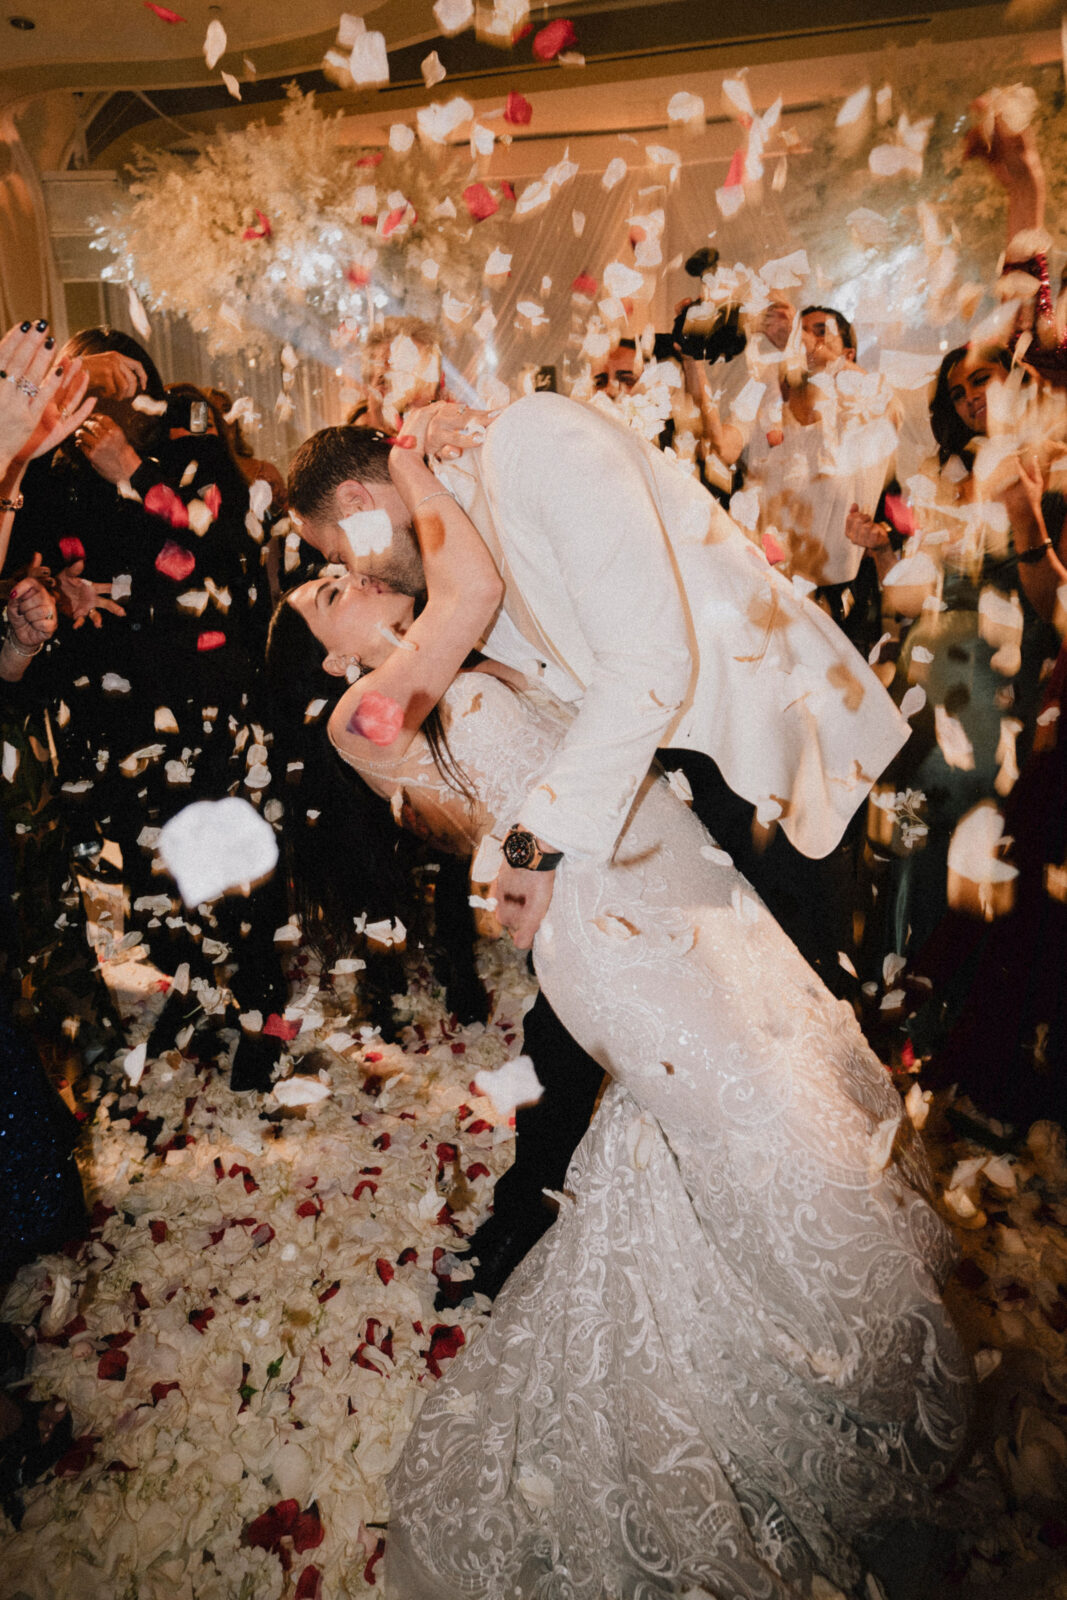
<box><xmin>44</xmin><ymin>337</ymin><xmax>55</xmax><ymax>350</ymax></box>
<box><xmin>19</xmin><ymin>321</ymin><xmax>31</xmax><ymax>333</ymax></box>
<box><xmin>35</xmin><ymin>319</ymin><xmax>48</xmax><ymax>332</ymax></box>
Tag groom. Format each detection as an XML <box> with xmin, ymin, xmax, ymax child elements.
<box><xmin>287</xmin><ymin>393</ymin><xmax>910</xmax><ymax>1292</ymax></box>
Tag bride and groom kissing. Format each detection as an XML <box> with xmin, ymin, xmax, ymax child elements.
<box><xmin>273</xmin><ymin>391</ymin><xmax>972</xmax><ymax>1598</ymax></box>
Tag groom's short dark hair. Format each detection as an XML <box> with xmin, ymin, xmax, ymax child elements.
<box><xmin>288</xmin><ymin>425</ymin><xmax>393</xmax><ymax>519</ymax></box>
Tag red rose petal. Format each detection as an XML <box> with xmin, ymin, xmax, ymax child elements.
<box><xmin>380</xmin><ymin>206</ymin><xmax>407</xmax><ymax>238</ymax></box>
<box><xmin>761</xmin><ymin>531</ymin><xmax>786</xmax><ymax>566</ymax></box>
<box><xmin>425</xmin><ymin>1322</ymin><xmax>465</xmax><ymax>1378</ymax></box>
<box><xmin>189</xmin><ymin>1306</ymin><xmax>215</xmax><ymax>1334</ymax></box>
<box><xmin>144</xmin><ymin>1</ymin><xmax>185</xmax><ymax>19</ymax></box>
<box><xmin>363</xmin><ymin>1537</ymin><xmax>386</xmax><ymax>1584</ymax></box>
<box><xmin>263</xmin><ymin>1013</ymin><xmax>300</xmax><ymax>1040</ymax></box>
<box><xmin>144</xmin><ymin>483</ymin><xmax>189</xmax><ymax>529</ymax></box>
<box><xmin>151</xmin><ymin>1380</ymin><xmax>180</xmax><ymax>1403</ymax></box>
<box><xmin>296</xmin><ymin>1198</ymin><xmax>322</xmax><ymax>1219</ymax></box>
<box><xmin>375</xmin><ymin>1258</ymin><xmax>394</xmax><ymax>1285</ymax></box>
<box><xmin>97</xmin><ymin>1348</ymin><xmax>128</xmax><ymax>1381</ymax></box>
<box><xmin>356</xmin><ymin>151</ymin><xmax>385</xmax><ymax>168</ymax></box>
<box><xmin>504</xmin><ymin>91</ymin><xmax>533</xmax><ymax>126</ymax></box>
<box><xmin>196</xmin><ymin>630</ymin><xmax>227</xmax><ymax>652</ymax></box>
<box><xmin>347</xmin><ymin>264</ymin><xmax>372</xmax><ymax>287</ymax></box>
<box><xmin>296</xmin><ymin>1566</ymin><xmax>323</xmax><ymax>1600</ymax></box>
<box><xmin>202</xmin><ymin>483</ymin><xmax>221</xmax><ymax>516</ymax></box>
<box><xmin>54</xmin><ymin>1435</ymin><xmax>97</xmax><ymax>1478</ymax></box>
<box><xmin>149</xmin><ymin>1219</ymin><xmax>168</xmax><ymax>1243</ymax></box>
<box><xmin>292</xmin><ymin>1506</ymin><xmax>325</xmax><ymax>1553</ymax></box>
<box><xmin>462</xmin><ymin>182</ymin><xmax>499</xmax><ymax>222</ymax></box>
<box><xmin>724</xmin><ymin>147</ymin><xmax>746</xmax><ymax>188</ymax></box>
<box><xmin>155</xmin><ymin>540</ymin><xmax>196</xmax><ymax>581</ymax></box>
<box><xmin>58</xmin><ymin>536</ymin><xmax>85</xmax><ymax>563</ymax></box>
<box><xmin>318</xmin><ymin>1280</ymin><xmax>340</xmax><ymax>1303</ymax></box>
<box><xmin>242</xmin><ymin>209</ymin><xmax>272</xmax><ymax>242</ymax></box>
<box><xmin>884</xmin><ymin>493</ymin><xmax>918</xmax><ymax>538</ymax></box>
<box><xmin>572</xmin><ymin>273</ymin><xmax>598</xmax><ymax>298</ymax></box>
<box><xmin>532</xmin><ymin>17</ymin><xmax>576</xmax><ymax>59</ymax></box>
<box><xmin>349</xmin><ymin>691</ymin><xmax>405</xmax><ymax>747</ymax></box>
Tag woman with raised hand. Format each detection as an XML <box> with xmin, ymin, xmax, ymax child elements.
<box><xmin>267</xmin><ymin>412</ymin><xmax>973</xmax><ymax>1600</ymax></box>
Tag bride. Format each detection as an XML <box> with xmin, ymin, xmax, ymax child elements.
<box><xmin>265</xmin><ymin>416</ymin><xmax>973</xmax><ymax>1599</ymax></box>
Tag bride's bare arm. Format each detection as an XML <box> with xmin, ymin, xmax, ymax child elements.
<box><xmin>328</xmin><ymin>434</ymin><xmax>503</xmax><ymax>764</ymax></box>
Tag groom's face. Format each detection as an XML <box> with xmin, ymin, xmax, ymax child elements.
<box><xmin>297</xmin><ymin>480</ymin><xmax>427</xmax><ymax>599</ymax></box>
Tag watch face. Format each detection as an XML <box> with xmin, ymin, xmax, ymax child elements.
<box><xmin>504</xmin><ymin>830</ymin><xmax>536</xmax><ymax>869</ymax></box>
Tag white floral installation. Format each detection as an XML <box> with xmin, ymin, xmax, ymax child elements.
<box><xmin>95</xmin><ymin>89</ymin><xmax>504</xmax><ymax>367</ymax></box>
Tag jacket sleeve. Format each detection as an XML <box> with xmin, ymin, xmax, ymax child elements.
<box><xmin>484</xmin><ymin>395</ymin><xmax>694</xmax><ymax>862</ymax></box>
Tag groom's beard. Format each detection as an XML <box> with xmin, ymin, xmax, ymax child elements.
<box><xmin>357</xmin><ymin>515</ymin><xmax>426</xmax><ymax>601</ymax></box>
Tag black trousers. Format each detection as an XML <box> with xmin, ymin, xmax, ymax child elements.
<box><xmin>488</xmin><ymin>749</ymin><xmax>861</xmax><ymax>1233</ymax></box>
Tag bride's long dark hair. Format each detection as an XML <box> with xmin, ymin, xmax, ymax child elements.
<box><xmin>264</xmin><ymin>590</ymin><xmax>474</xmax><ymax>956</ymax></box>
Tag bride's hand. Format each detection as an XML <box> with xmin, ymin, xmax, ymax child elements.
<box><xmin>399</xmin><ymin>401</ymin><xmax>491</xmax><ymax>462</ymax></box>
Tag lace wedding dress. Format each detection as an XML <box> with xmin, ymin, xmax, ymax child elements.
<box><xmin>339</xmin><ymin>671</ymin><xmax>974</xmax><ymax>1600</ymax></box>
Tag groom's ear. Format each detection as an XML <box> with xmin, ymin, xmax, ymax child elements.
<box><xmin>321</xmin><ymin>651</ymin><xmax>350</xmax><ymax>678</ymax></box>
<box><xmin>335</xmin><ymin>479</ymin><xmax>373</xmax><ymax>516</ymax></box>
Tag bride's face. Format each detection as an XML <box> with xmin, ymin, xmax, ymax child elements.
<box><xmin>290</xmin><ymin>574</ymin><xmax>415</xmax><ymax>670</ymax></box>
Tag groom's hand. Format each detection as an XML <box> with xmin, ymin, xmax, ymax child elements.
<box><xmin>491</xmin><ymin>862</ymin><xmax>555</xmax><ymax>950</ymax></box>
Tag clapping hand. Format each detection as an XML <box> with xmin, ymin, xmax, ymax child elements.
<box><xmin>56</xmin><ymin>559</ymin><xmax>127</xmax><ymax>630</ymax></box>
<box><xmin>79</xmin><ymin>349</ymin><xmax>148</xmax><ymax>402</ymax></box>
<box><xmin>844</xmin><ymin>504</ymin><xmax>890</xmax><ymax>550</ymax></box>
<box><xmin>0</xmin><ymin>322</ymin><xmax>93</xmax><ymax>475</ymax></box>
<box><xmin>7</xmin><ymin>572</ymin><xmax>57</xmax><ymax>650</ymax></box>
<box><xmin>73</xmin><ymin>412</ymin><xmax>142</xmax><ymax>485</ymax></box>
<box><xmin>16</xmin><ymin>362</ymin><xmax>96</xmax><ymax>465</ymax></box>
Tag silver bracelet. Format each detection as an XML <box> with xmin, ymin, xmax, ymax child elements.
<box><xmin>412</xmin><ymin>489</ymin><xmax>453</xmax><ymax>512</ymax></box>
<box><xmin>4</xmin><ymin>629</ymin><xmax>43</xmax><ymax>657</ymax></box>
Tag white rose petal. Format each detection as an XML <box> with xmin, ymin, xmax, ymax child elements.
<box><xmin>473</xmin><ymin>1055</ymin><xmax>542</xmax><ymax>1116</ymax></box>
<box><xmin>158</xmin><ymin>796</ymin><xmax>278</xmax><ymax>906</ymax></box>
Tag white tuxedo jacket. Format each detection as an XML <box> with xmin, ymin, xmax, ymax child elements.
<box><xmin>437</xmin><ymin>391</ymin><xmax>909</xmax><ymax>862</ymax></box>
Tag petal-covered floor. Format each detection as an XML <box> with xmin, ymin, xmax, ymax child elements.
<box><xmin>2</xmin><ymin>939</ymin><xmax>1067</xmax><ymax>1600</ymax></box>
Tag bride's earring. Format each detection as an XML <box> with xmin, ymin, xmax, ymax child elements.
<box><xmin>338</xmin><ymin>508</ymin><xmax>394</xmax><ymax>556</ymax></box>
<box><xmin>323</xmin><ymin>651</ymin><xmax>366</xmax><ymax>683</ymax></box>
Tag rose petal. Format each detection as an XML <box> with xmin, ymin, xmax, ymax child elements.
<box><xmin>462</xmin><ymin>183</ymin><xmax>498</xmax><ymax>221</ymax></box>
<box><xmin>532</xmin><ymin>17</ymin><xmax>576</xmax><ymax>59</ymax></box>
<box><xmin>504</xmin><ymin>91</ymin><xmax>533</xmax><ymax>125</ymax></box>
<box><xmin>349</xmin><ymin>691</ymin><xmax>405</xmax><ymax>747</ymax></box>
<box><xmin>155</xmin><ymin>540</ymin><xmax>196</xmax><ymax>581</ymax></box>
<box><xmin>144</xmin><ymin>483</ymin><xmax>189</xmax><ymax>528</ymax></box>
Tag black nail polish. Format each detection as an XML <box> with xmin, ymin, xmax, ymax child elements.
<box><xmin>19</xmin><ymin>321</ymin><xmax>30</xmax><ymax>333</ymax></box>
<box><xmin>44</xmin><ymin>337</ymin><xmax>54</xmax><ymax>349</ymax></box>
<box><xmin>35</xmin><ymin>319</ymin><xmax>47</xmax><ymax>332</ymax></box>
<box><xmin>55</xmin><ymin>364</ymin><xmax>63</xmax><ymax>377</ymax></box>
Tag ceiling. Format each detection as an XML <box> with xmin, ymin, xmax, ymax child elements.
<box><xmin>3</xmin><ymin>0</ymin><xmax>1062</xmax><ymax>171</ymax></box>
